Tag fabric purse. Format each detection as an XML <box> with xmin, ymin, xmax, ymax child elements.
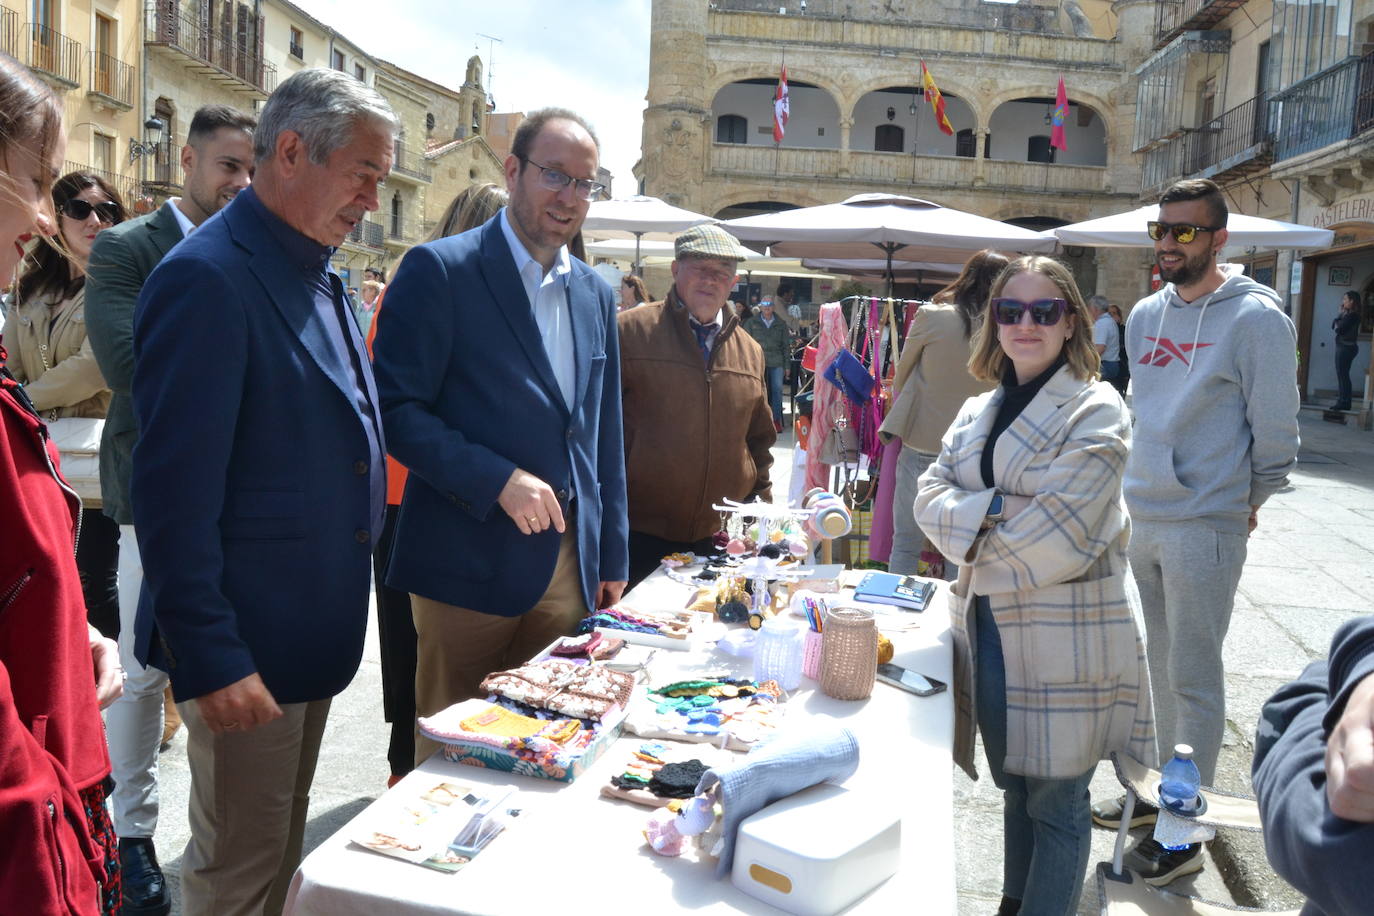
<box><xmin>45</xmin><ymin>417</ymin><xmax>103</xmax><ymax>502</ymax></box>
<box><xmin>817</xmin><ymin>405</ymin><xmax>859</xmax><ymax>466</ymax></box>
<box><xmin>822</xmin><ymin>348</ymin><xmax>875</xmax><ymax>405</ymax></box>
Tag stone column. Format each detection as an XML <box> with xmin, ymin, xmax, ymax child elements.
<box><xmin>974</xmin><ymin>127</ymin><xmax>989</xmax><ymax>186</ymax></box>
<box><xmin>838</xmin><ymin>116</ymin><xmax>853</xmax><ymax>177</ymax></box>
<box><xmin>643</xmin><ymin>0</ymin><xmax>711</xmax><ymax>210</ymax></box>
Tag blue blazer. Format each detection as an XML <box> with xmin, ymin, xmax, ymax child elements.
<box><xmin>130</xmin><ymin>190</ymin><xmax>384</xmax><ymax>704</ymax></box>
<box><xmin>373</xmin><ymin>213</ymin><xmax>628</xmax><ymax>615</ymax></box>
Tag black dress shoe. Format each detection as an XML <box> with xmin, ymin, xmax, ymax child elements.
<box><xmin>119</xmin><ymin>837</ymin><xmax>171</xmax><ymax>916</ymax></box>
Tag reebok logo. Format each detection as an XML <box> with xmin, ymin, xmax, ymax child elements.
<box><xmin>1139</xmin><ymin>337</ymin><xmax>1213</xmax><ymax>368</ymax></box>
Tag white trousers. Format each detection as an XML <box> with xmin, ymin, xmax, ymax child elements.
<box><xmin>104</xmin><ymin>524</ymin><xmax>169</xmax><ymax>837</ymax></box>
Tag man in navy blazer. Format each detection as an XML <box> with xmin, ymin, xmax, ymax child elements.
<box><xmin>130</xmin><ymin>69</ymin><xmax>395</xmax><ymax>915</ymax></box>
<box><xmin>373</xmin><ymin>108</ymin><xmax>628</xmax><ymax>764</ymax></box>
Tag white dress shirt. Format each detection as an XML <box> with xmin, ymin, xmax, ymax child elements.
<box><xmin>168</xmin><ymin>197</ymin><xmax>197</xmax><ymax>238</ymax></box>
<box><xmin>499</xmin><ymin>208</ymin><xmax>575</xmax><ymax>409</ymax></box>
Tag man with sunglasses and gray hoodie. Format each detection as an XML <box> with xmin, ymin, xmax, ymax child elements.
<box><xmin>1090</xmin><ymin>178</ymin><xmax>1300</xmax><ymax>885</ymax></box>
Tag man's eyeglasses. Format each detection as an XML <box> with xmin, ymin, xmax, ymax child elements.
<box><xmin>991</xmin><ymin>297</ymin><xmax>1068</xmax><ymax>326</ymax></box>
<box><xmin>61</xmin><ymin>198</ymin><xmax>121</xmax><ymax>224</ymax></box>
<box><xmin>1147</xmin><ymin>221</ymin><xmax>1222</xmax><ymax>244</ymax></box>
<box><xmin>520</xmin><ymin>157</ymin><xmax>606</xmax><ymax>201</ymax></box>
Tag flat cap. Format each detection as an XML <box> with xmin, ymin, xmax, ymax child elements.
<box><xmin>675</xmin><ymin>224</ymin><xmax>752</xmax><ymax>262</ymax></box>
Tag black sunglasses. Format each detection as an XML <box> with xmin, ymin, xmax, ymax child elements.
<box><xmin>1147</xmin><ymin>221</ymin><xmax>1221</xmax><ymax>244</ymax></box>
<box><xmin>61</xmin><ymin>198</ymin><xmax>121</xmax><ymax>224</ymax></box>
<box><xmin>991</xmin><ymin>297</ymin><xmax>1068</xmax><ymax>326</ymax></box>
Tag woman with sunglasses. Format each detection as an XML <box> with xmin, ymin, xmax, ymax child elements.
<box><xmin>3</xmin><ymin>171</ymin><xmax>128</xmax><ymax>640</ymax></box>
<box><xmin>915</xmin><ymin>256</ymin><xmax>1154</xmax><ymax>916</ymax></box>
<box><xmin>0</xmin><ymin>53</ymin><xmax>123</xmax><ymax>916</ymax></box>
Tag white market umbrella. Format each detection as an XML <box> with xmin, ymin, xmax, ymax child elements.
<box><xmin>801</xmin><ymin>257</ymin><xmax>962</xmax><ymax>281</ymax></box>
<box><xmin>1052</xmin><ymin>205</ymin><xmax>1334</xmax><ymax>250</ymax></box>
<box><xmin>581</xmin><ymin>196</ymin><xmax>717</xmax><ymax>274</ymax></box>
<box><xmin>721</xmin><ymin>194</ymin><xmax>1057</xmax><ymax>295</ymax></box>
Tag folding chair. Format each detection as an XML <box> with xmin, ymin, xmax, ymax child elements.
<box><xmin>1096</xmin><ymin>752</ymin><xmax>1301</xmax><ymax>916</ymax></box>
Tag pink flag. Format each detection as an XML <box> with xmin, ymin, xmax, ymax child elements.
<box><xmin>773</xmin><ymin>65</ymin><xmax>789</xmax><ymax>143</ymax></box>
<box><xmin>1050</xmin><ymin>76</ymin><xmax>1069</xmax><ymax>151</ymax></box>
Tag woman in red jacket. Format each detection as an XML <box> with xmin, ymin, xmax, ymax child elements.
<box><xmin>0</xmin><ymin>52</ymin><xmax>124</xmax><ymax>916</ymax></box>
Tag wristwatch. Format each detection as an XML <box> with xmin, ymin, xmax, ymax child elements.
<box><xmin>982</xmin><ymin>491</ymin><xmax>1005</xmax><ymax>529</ymax></box>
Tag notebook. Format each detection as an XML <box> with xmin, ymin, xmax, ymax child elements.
<box><xmin>852</xmin><ymin>572</ymin><xmax>936</xmax><ymax>611</ymax></box>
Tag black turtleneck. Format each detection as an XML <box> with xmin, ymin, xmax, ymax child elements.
<box><xmin>980</xmin><ymin>352</ymin><xmax>1067</xmax><ymax>489</ymax></box>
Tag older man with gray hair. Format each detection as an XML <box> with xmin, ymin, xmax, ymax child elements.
<box><xmin>1088</xmin><ymin>294</ymin><xmax>1121</xmax><ymax>387</ymax></box>
<box><xmin>130</xmin><ymin>68</ymin><xmax>395</xmax><ymax>915</ymax></box>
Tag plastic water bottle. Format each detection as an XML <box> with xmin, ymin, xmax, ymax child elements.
<box><xmin>1158</xmin><ymin>744</ymin><xmax>1201</xmax><ymax>850</ymax></box>
<box><xmin>753</xmin><ymin>616</ymin><xmax>805</xmax><ymax>691</ymax></box>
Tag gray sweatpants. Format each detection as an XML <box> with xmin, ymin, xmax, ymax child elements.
<box><xmin>1129</xmin><ymin>518</ymin><xmax>1248</xmax><ymax>784</ymax></box>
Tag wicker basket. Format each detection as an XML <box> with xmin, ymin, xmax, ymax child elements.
<box><xmin>820</xmin><ymin>607</ymin><xmax>877</xmax><ymax>700</ymax></box>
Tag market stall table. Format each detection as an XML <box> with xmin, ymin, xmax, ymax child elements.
<box><xmin>284</xmin><ymin>570</ymin><xmax>956</xmax><ymax>915</ymax></box>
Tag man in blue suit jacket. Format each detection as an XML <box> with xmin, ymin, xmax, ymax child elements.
<box><xmin>131</xmin><ymin>69</ymin><xmax>395</xmax><ymax>915</ymax></box>
<box><xmin>373</xmin><ymin>109</ymin><xmax>628</xmax><ymax>764</ymax></box>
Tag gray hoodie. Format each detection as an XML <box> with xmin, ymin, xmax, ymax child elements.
<box><xmin>1124</xmin><ymin>264</ymin><xmax>1300</xmax><ymax>534</ymax></box>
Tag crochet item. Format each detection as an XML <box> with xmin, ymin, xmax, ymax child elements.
<box><xmin>695</xmin><ymin>723</ymin><xmax>860</xmax><ymax>877</ymax></box>
<box><xmin>649</xmin><ymin>760</ymin><xmax>709</xmax><ymax>799</ymax></box>
<box><xmin>459</xmin><ymin>705</ymin><xmax>548</xmax><ymax>739</ymax></box>
<box><xmin>480</xmin><ymin>658</ymin><xmax>636</xmax><ymax>722</ymax></box>
<box><xmin>550</xmin><ymin>632</ymin><xmax>602</xmax><ymax>657</ymax></box>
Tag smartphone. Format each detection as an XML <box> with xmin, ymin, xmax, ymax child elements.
<box><xmin>876</xmin><ymin>663</ymin><xmax>947</xmax><ymax>697</ymax></box>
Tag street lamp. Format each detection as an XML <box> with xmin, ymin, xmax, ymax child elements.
<box><xmin>909</xmin><ymin>91</ymin><xmax>919</xmax><ymax>117</ymax></box>
<box><xmin>128</xmin><ymin>117</ymin><xmax>165</xmax><ymax>164</ymax></box>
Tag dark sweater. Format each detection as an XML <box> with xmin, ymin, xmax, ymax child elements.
<box><xmin>980</xmin><ymin>352</ymin><xmax>1067</xmax><ymax>489</ymax></box>
<box><xmin>1253</xmin><ymin>615</ymin><xmax>1374</xmax><ymax>916</ymax></box>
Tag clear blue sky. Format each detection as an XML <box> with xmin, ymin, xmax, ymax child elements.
<box><xmin>291</xmin><ymin>0</ymin><xmax>652</xmax><ymax>195</ymax></box>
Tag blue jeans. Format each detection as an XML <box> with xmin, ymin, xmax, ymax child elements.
<box><xmin>975</xmin><ymin>596</ymin><xmax>1093</xmax><ymax>915</ymax></box>
<box><xmin>1335</xmin><ymin>343</ymin><xmax>1357</xmax><ymax>409</ymax></box>
<box><xmin>764</xmin><ymin>366</ymin><xmax>784</xmax><ymax>425</ymax></box>
<box><xmin>1100</xmin><ymin>360</ymin><xmax>1120</xmax><ymax>381</ymax></box>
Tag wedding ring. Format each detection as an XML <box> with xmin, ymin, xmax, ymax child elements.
<box><xmin>527</xmin><ymin>517</ymin><xmax>538</xmax><ymax>525</ymax></box>
<box><xmin>223</xmin><ymin>721</ymin><xmax>241</xmax><ymax>730</ymax></box>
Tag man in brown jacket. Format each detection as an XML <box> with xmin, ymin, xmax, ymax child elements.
<box><xmin>618</xmin><ymin>225</ymin><xmax>776</xmax><ymax>587</ymax></box>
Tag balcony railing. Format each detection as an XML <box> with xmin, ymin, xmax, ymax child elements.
<box><xmin>88</xmin><ymin>50</ymin><xmax>135</xmax><ymax>108</ymax></box>
<box><xmin>0</xmin><ymin>8</ymin><xmax>19</xmax><ymax>60</ymax></box>
<box><xmin>143</xmin><ymin>137</ymin><xmax>184</xmax><ymax>190</ymax></box>
<box><xmin>385</xmin><ymin>219</ymin><xmax>423</xmax><ymax>245</ymax></box>
<box><xmin>346</xmin><ymin>218</ymin><xmax>384</xmax><ymax>250</ymax></box>
<box><xmin>389</xmin><ymin>147</ymin><xmax>432</xmax><ymax>183</ymax></box>
<box><xmin>1180</xmin><ymin>92</ymin><xmax>1273</xmax><ymax>177</ymax></box>
<box><xmin>24</xmin><ymin>23</ymin><xmax>82</xmax><ymax>88</ymax></box>
<box><xmin>143</xmin><ymin>2</ymin><xmax>275</xmax><ymax>96</ymax></box>
<box><xmin>1154</xmin><ymin>0</ymin><xmax>1250</xmax><ymax>50</ymax></box>
<box><xmin>709</xmin><ymin>143</ymin><xmax>1109</xmax><ymax>194</ymax></box>
<box><xmin>1273</xmin><ymin>55</ymin><xmax>1367</xmax><ymax>162</ymax></box>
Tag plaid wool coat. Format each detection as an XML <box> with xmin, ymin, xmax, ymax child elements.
<box><xmin>915</xmin><ymin>365</ymin><xmax>1156</xmax><ymax>780</ymax></box>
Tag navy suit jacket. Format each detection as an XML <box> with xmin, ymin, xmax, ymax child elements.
<box><xmin>130</xmin><ymin>190</ymin><xmax>384</xmax><ymax>704</ymax></box>
<box><xmin>373</xmin><ymin>212</ymin><xmax>628</xmax><ymax>615</ymax></box>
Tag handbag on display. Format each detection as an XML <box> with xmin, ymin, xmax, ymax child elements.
<box><xmin>45</xmin><ymin>417</ymin><xmax>103</xmax><ymax>502</ymax></box>
<box><xmin>822</xmin><ymin>348</ymin><xmax>875</xmax><ymax>405</ymax></box>
<box><xmin>818</xmin><ymin>407</ymin><xmax>859</xmax><ymax>466</ymax></box>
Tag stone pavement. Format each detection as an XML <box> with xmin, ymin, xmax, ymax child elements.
<box><xmin>140</xmin><ymin>412</ymin><xmax>1373</xmax><ymax>914</ymax></box>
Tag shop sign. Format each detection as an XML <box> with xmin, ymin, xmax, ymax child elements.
<box><xmin>1311</xmin><ymin>193</ymin><xmax>1374</xmax><ymax>232</ymax></box>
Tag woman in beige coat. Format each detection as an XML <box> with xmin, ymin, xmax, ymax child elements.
<box><xmin>3</xmin><ymin>171</ymin><xmax>127</xmax><ymax>637</ymax></box>
<box><xmin>881</xmin><ymin>249</ymin><xmax>1006</xmax><ymax>575</ymax></box>
<box><xmin>915</xmin><ymin>256</ymin><xmax>1154</xmax><ymax>916</ymax></box>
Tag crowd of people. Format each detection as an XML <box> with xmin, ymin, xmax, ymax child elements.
<box><xmin>2</xmin><ymin>46</ymin><xmax>1372</xmax><ymax>916</ymax></box>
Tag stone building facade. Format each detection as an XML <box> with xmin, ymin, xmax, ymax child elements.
<box><xmin>2</xmin><ymin>0</ymin><xmax>147</xmax><ymax>209</ymax></box>
<box><xmin>640</xmin><ymin>0</ymin><xmax>1146</xmax><ymax>306</ymax></box>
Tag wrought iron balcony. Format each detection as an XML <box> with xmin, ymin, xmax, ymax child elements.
<box><xmin>88</xmin><ymin>50</ymin><xmax>135</xmax><ymax>109</ymax></box>
<box><xmin>63</xmin><ymin>160</ymin><xmax>141</xmax><ymax>210</ymax></box>
<box><xmin>143</xmin><ymin>2</ymin><xmax>275</xmax><ymax>97</ymax></box>
<box><xmin>143</xmin><ymin>137</ymin><xmax>184</xmax><ymax>191</ymax></box>
<box><xmin>1272</xmin><ymin>54</ymin><xmax>1373</xmax><ymax>163</ymax></box>
<box><xmin>1154</xmin><ymin>0</ymin><xmax>1250</xmax><ymax>51</ymax></box>
<box><xmin>0</xmin><ymin>8</ymin><xmax>19</xmax><ymax>60</ymax></box>
<box><xmin>388</xmin><ymin>147</ymin><xmax>432</xmax><ymax>184</ymax></box>
<box><xmin>24</xmin><ymin>23</ymin><xmax>82</xmax><ymax>88</ymax></box>
<box><xmin>1179</xmin><ymin>92</ymin><xmax>1273</xmax><ymax>181</ymax></box>
<box><xmin>345</xmin><ymin>218</ymin><xmax>385</xmax><ymax>250</ymax></box>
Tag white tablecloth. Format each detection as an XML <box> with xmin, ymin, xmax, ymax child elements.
<box><xmin>284</xmin><ymin>572</ymin><xmax>955</xmax><ymax>915</ymax></box>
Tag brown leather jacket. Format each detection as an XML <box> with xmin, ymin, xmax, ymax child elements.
<box><xmin>618</xmin><ymin>289</ymin><xmax>776</xmax><ymax>542</ymax></box>
<box><xmin>0</xmin><ymin>287</ymin><xmax>111</xmax><ymax>421</ymax></box>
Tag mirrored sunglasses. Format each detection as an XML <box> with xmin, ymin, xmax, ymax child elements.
<box><xmin>61</xmin><ymin>198</ymin><xmax>121</xmax><ymax>224</ymax></box>
<box><xmin>1146</xmin><ymin>221</ymin><xmax>1220</xmax><ymax>244</ymax></box>
<box><xmin>991</xmin><ymin>297</ymin><xmax>1068</xmax><ymax>326</ymax></box>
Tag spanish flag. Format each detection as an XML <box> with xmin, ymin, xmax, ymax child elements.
<box><xmin>920</xmin><ymin>60</ymin><xmax>954</xmax><ymax>136</ymax></box>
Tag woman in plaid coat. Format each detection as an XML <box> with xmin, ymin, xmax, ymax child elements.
<box><xmin>916</xmin><ymin>256</ymin><xmax>1155</xmax><ymax>916</ymax></box>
